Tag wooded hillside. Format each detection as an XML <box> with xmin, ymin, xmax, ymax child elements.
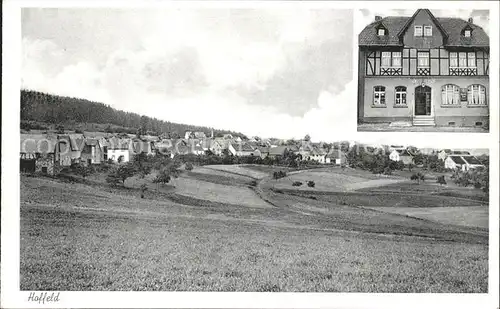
<box><xmin>20</xmin><ymin>89</ymin><xmax>247</xmax><ymax>138</ymax></box>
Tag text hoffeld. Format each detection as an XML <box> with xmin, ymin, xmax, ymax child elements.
<box><xmin>28</xmin><ymin>292</ymin><xmax>60</xmax><ymax>304</ymax></box>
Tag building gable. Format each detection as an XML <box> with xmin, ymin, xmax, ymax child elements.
<box><xmin>400</xmin><ymin>9</ymin><xmax>447</xmax><ymax>48</ymax></box>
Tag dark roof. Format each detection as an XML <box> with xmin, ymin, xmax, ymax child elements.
<box><xmin>449</xmin><ymin>156</ymin><xmax>466</xmax><ymax>164</ymax></box>
<box><xmin>326</xmin><ymin>150</ymin><xmax>346</xmax><ymax>159</ymax></box>
<box><xmin>359</xmin><ymin>17</ymin><xmax>408</xmax><ymax>46</ymax></box>
<box><xmin>396</xmin><ymin>149</ymin><xmax>413</xmax><ymax>157</ymax></box>
<box><xmin>58</xmin><ymin>134</ymin><xmax>84</xmax><ymax>151</ymax></box>
<box><xmin>451</xmin><ymin>150</ymin><xmax>470</xmax><ymax>155</ymax></box>
<box><xmin>359</xmin><ymin>9</ymin><xmax>489</xmax><ymax>47</ymax></box>
<box><xmin>108</xmin><ymin>138</ymin><xmax>130</xmax><ymax>150</ymax></box>
<box><xmin>235</xmin><ymin>143</ymin><xmax>255</xmax><ymax>152</ymax></box>
<box><xmin>461</xmin><ymin>156</ymin><xmax>482</xmax><ymax>165</ymax></box>
<box><xmin>269</xmin><ymin>146</ymin><xmax>288</xmax><ymax>156</ymax></box>
<box><xmin>437</xmin><ymin>17</ymin><xmax>489</xmax><ymax>47</ymax></box>
<box><xmin>85</xmin><ymin>139</ymin><xmax>100</xmax><ymax>147</ymax></box>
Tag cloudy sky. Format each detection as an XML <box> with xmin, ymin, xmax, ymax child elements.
<box><xmin>22</xmin><ymin>8</ymin><xmax>353</xmax><ymax>141</ymax></box>
<box><xmin>21</xmin><ymin>8</ymin><xmax>490</xmax><ymax>143</ymax></box>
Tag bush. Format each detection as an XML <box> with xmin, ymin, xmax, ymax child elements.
<box><xmin>292</xmin><ymin>181</ymin><xmax>303</xmax><ymax>187</ymax></box>
<box><xmin>249</xmin><ymin>180</ymin><xmax>258</xmax><ymax>187</ymax></box>
<box><xmin>185</xmin><ymin>162</ymin><xmax>194</xmax><ymax>171</ymax></box>
<box><xmin>307</xmin><ymin>180</ymin><xmax>315</xmax><ymax>188</ymax></box>
<box><xmin>308</xmin><ymin>196</ymin><xmax>317</xmax><ymax>200</ymax></box>
<box><xmin>436</xmin><ymin>175</ymin><xmax>446</xmax><ymax>185</ymax></box>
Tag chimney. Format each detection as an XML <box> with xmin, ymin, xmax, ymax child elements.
<box><xmin>375</xmin><ymin>16</ymin><xmax>382</xmax><ymax>22</ymax></box>
<box><xmin>468</xmin><ymin>17</ymin><xmax>473</xmax><ymax>23</ymax></box>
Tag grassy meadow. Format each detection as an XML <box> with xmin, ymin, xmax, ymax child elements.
<box><xmin>20</xmin><ymin>164</ymin><xmax>489</xmax><ymax>292</ymax></box>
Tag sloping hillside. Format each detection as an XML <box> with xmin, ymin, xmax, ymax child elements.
<box><xmin>20</xmin><ymin>89</ymin><xmax>247</xmax><ymax>138</ymax></box>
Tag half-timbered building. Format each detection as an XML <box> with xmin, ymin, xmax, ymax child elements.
<box><xmin>358</xmin><ymin>9</ymin><xmax>489</xmax><ymax>127</ymax></box>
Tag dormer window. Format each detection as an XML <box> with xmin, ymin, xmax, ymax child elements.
<box><xmin>424</xmin><ymin>26</ymin><xmax>432</xmax><ymax>36</ymax></box>
<box><xmin>378</xmin><ymin>28</ymin><xmax>386</xmax><ymax>36</ymax></box>
<box><xmin>464</xmin><ymin>29</ymin><xmax>471</xmax><ymax>37</ymax></box>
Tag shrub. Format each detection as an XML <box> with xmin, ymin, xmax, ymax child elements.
<box><xmin>436</xmin><ymin>175</ymin><xmax>446</xmax><ymax>186</ymax></box>
<box><xmin>185</xmin><ymin>162</ymin><xmax>194</xmax><ymax>171</ymax></box>
<box><xmin>308</xmin><ymin>196</ymin><xmax>317</xmax><ymax>200</ymax></box>
<box><xmin>307</xmin><ymin>180</ymin><xmax>315</xmax><ymax>188</ymax></box>
<box><xmin>140</xmin><ymin>184</ymin><xmax>148</xmax><ymax>198</ymax></box>
<box><xmin>249</xmin><ymin>180</ymin><xmax>258</xmax><ymax>187</ymax></box>
<box><xmin>292</xmin><ymin>181</ymin><xmax>303</xmax><ymax>187</ymax></box>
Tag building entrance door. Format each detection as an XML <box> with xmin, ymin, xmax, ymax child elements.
<box><xmin>415</xmin><ymin>86</ymin><xmax>431</xmax><ymax>116</ymax></box>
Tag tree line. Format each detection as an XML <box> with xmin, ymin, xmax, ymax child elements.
<box><xmin>20</xmin><ymin>89</ymin><xmax>247</xmax><ymax>138</ymax></box>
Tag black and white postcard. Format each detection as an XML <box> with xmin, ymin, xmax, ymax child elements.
<box><xmin>2</xmin><ymin>1</ymin><xmax>499</xmax><ymax>309</ymax></box>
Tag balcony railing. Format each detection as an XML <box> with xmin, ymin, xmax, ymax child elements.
<box><xmin>417</xmin><ymin>67</ymin><xmax>430</xmax><ymax>76</ymax></box>
<box><xmin>449</xmin><ymin>67</ymin><xmax>478</xmax><ymax>76</ymax></box>
<box><xmin>380</xmin><ymin>67</ymin><xmax>403</xmax><ymax>76</ymax></box>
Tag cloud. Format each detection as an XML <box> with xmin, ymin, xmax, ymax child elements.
<box><xmin>21</xmin><ymin>8</ymin><xmax>353</xmax><ymax>141</ymax></box>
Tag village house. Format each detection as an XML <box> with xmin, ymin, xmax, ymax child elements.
<box><xmin>81</xmin><ymin>139</ymin><xmax>103</xmax><ymax>165</ymax></box>
<box><xmin>268</xmin><ymin>146</ymin><xmax>288</xmax><ymax>159</ymax></box>
<box><xmin>389</xmin><ymin>149</ymin><xmax>414</xmax><ymax>165</ymax></box>
<box><xmin>326</xmin><ymin>150</ymin><xmax>348</xmax><ymax>165</ymax></box>
<box><xmin>445</xmin><ymin>154</ymin><xmax>484</xmax><ymax>171</ymax></box>
<box><xmin>130</xmin><ymin>140</ymin><xmax>155</xmax><ymax>158</ymax></box>
<box><xmin>358</xmin><ymin>9</ymin><xmax>489</xmax><ymax>127</ymax></box>
<box><xmin>253</xmin><ymin>146</ymin><xmax>269</xmax><ymax>159</ymax></box>
<box><xmin>57</xmin><ymin>134</ymin><xmax>84</xmax><ymax>166</ymax></box>
<box><xmin>210</xmin><ymin>138</ymin><xmax>230</xmax><ymax>156</ymax></box>
<box><xmin>438</xmin><ymin>149</ymin><xmax>471</xmax><ymax>161</ymax></box>
<box><xmin>228</xmin><ymin>142</ymin><xmax>255</xmax><ymax>157</ymax></box>
<box><xmin>308</xmin><ymin>147</ymin><xmax>327</xmax><ymax>164</ymax></box>
<box><xmin>107</xmin><ymin>138</ymin><xmax>131</xmax><ymax>163</ymax></box>
<box><xmin>20</xmin><ymin>134</ymin><xmax>59</xmax><ymax>175</ymax></box>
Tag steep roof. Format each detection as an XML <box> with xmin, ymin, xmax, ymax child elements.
<box><xmin>359</xmin><ymin>10</ymin><xmax>489</xmax><ymax>47</ymax></box>
<box><xmin>449</xmin><ymin>155</ymin><xmax>466</xmax><ymax>164</ymax></box>
<box><xmin>108</xmin><ymin>138</ymin><xmax>130</xmax><ymax>150</ymax></box>
<box><xmin>269</xmin><ymin>146</ymin><xmax>288</xmax><ymax>156</ymax></box>
<box><xmin>397</xmin><ymin>149</ymin><xmax>413</xmax><ymax>157</ymax></box>
<box><xmin>230</xmin><ymin>142</ymin><xmax>254</xmax><ymax>152</ymax></box>
<box><xmin>85</xmin><ymin>139</ymin><xmax>100</xmax><ymax>147</ymax></box>
<box><xmin>461</xmin><ymin>156</ymin><xmax>482</xmax><ymax>165</ymax></box>
<box><xmin>326</xmin><ymin>150</ymin><xmax>346</xmax><ymax>159</ymax></box>
<box><xmin>437</xmin><ymin>17</ymin><xmax>489</xmax><ymax>47</ymax></box>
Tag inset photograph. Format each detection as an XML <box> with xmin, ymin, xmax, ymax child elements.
<box><xmin>357</xmin><ymin>9</ymin><xmax>490</xmax><ymax>132</ymax></box>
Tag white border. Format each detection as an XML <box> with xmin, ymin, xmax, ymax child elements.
<box><xmin>2</xmin><ymin>1</ymin><xmax>499</xmax><ymax>308</ymax></box>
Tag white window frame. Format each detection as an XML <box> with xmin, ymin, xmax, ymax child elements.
<box><xmin>458</xmin><ymin>52</ymin><xmax>467</xmax><ymax>67</ymax></box>
<box><xmin>441</xmin><ymin>84</ymin><xmax>460</xmax><ymax>105</ymax></box>
<box><xmin>392</xmin><ymin>52</ymin><xmax>402</xmax><ymax>67</ymax></box>
<box><xmin>381</xmin><ymin>52</ymin><xmax>391</xmax><ymax>67</ymax></box>
<box><xmin>467</xmin><ymin>85</ymin><xmax>487</xmax><ymax>106</ymax></box>
<box><xmin>395</xmin><ymin>86</ymin><xmax>407</xmax><ymax>106</ymax></box>
<box><xmin>450</xmin><ymin>52</ymin><xmax>458</xmax><ymax>67</ymax></box>
<box><xmin>464</xmin><ymin>29</ymin><xmax>471</xmax><ymax>37</ymax></box>
<box><xmin>373</xmin><ymin>86</ymin><xmax>386</xmax><ymax>106</ymax></box>
<box><xmin>467</xmin><ymin>52</ymin><xmax>476</xmax><ymax>67</ymax></box>
<box><xmin>378</xmin><ymin>28</ymin><xmax>385</xmax><ymax>36</ymax></box>
<box><xmin>417</xmin><ymin>52</ymin><xmax>430</xmax><ymax>67</ymax></box>
<box><xmin>424</xmin><ymin>26</ymin><xmax>432</xmax><ymax>36</ymax></box>
<box><xmin>414</xmin><ymin>25</ymin><xmax>423</xmax><ymax>36</ymax></box>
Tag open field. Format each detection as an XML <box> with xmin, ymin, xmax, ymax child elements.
<box><xmin>364</xmin><ymin>206</ymin><xmax>488</xmax><ymax>229</ymax></box>
<box><xmin>20</xmin><ymin>164</ymin><xmax>489</xmax><ymax>292</ymax></box>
